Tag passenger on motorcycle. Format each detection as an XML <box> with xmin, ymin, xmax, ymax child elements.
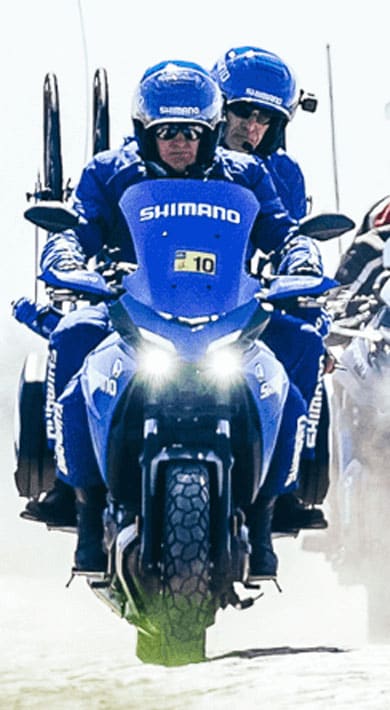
<box><xmin>16</xmin><ymin>60</ymin><xmax>321</xmax><ymax>577</ymax></box>
<box><xmin>212</xmin><ymin>46</ymin><xmax>330</xmax><ymax>532</ymax></box>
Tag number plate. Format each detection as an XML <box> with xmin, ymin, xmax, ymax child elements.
<box><xmin>174</xmin><ymin>250</ymin><xmax>217</xmax><ymax>275</ymax></box>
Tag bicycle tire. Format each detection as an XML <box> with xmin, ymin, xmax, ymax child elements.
<box><xmin>43</xmin><ymin>72</ymin><xmax>63</xmax><ymax>201</ymax></box>
<box><xmin>92</xmin><ymin>67</ymin><xmax>110</xmax><ymax>155</ymax></box>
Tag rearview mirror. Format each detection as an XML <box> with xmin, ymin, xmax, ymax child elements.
<box><xmin>24</xmin><ymin>202</ymin><xmax>81</xmax><ymax>232</ymax></box>
<box><xmin>299</xmin><ymin>213</ymin><xmax>355</xmax><ymax>241</ymax></box>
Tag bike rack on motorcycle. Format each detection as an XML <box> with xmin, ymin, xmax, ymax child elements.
<box><xmin>14</xmin><ymin>68</ymin><xmax>110</xmax><ymax>504</ymax></box>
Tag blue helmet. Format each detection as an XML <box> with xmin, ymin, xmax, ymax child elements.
<box><xmin>211</xmin><ymin>46</ymin><xmax>298</xmax><ymax>156</ymax></box>
<box><xmin>211</xmin><ymin>46</ymin><xmax>298</xmax><ymax>120</ymax></box>
<box><xmin>132</xmin><ymin>60</ymin><xmax>224</xmax><ymax>166</ymax></box>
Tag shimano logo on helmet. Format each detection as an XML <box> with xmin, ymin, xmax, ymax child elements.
<box><xmin>160</xmin><ymin>106</ymin><xmax>200</xmax><ymax>116</ymax></box>
<box><xmin>246</xmin><ymin>88</ymin><xmax>282</xmax><ymax>106</ymax></box>
<box><xmin>140</xmin><ymin>202</ymin><xmax>241</xmax><ymax>223</ymax></box>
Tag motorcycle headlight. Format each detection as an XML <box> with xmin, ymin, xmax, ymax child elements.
<box><xmin>138</xmin><ymin>329</ymin><xmax>177</xmax><ymax>381</ymax></box>
<box><xmin>205</xmin><ymin>345</ymin><xmax>242</xmax><ymax>383</ymax></box>
<box><xmin>138</xmin><ymin>345</ymin><xmax>177</xmax><ymax>380</ymax></box>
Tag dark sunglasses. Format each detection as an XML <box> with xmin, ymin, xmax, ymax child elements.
<box><xmin>154</xmin><ymin>123</ymin><xmax>204</xmax><ymax>141</ymax></box>
<box><xmin>228</xmin><ymin>102</ymin><xmax>273</xmax><ymax>125</ymax></box>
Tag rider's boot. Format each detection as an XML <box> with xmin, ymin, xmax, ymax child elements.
<box><xmin>21</xmin><ymin>478</ymin><xmax>77</xmax><ymax>527</ymax></box>
<box><xmin>272</xmin><ymin>492</ymin><xmax>328</xmax><ymax>533</ymax></box>
<box><xmin>74</xmin><ymin>485</ymin><xmax>107</xmax><ymax>572</ymax></box>
<box><xmin>248</xmin><ymin>495</ymin><xmax>278</xmax><ymax>579</ymax></box>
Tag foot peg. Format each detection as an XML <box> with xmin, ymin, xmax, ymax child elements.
<box><xmin>66</xmin><ymin>568</ymin><xmax>108</xmax><ymax>588</ymax></box>
<box><xmin>246</xmin><ymin>575</ymin><xmax>282</xmax><ymax>592</ymax></box>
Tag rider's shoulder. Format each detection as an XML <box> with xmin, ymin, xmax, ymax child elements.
<box><xmin>266</xmin><ymin>148</ymin><xmax>303</xmax><ymax>176</ymax></box>
<box><xmin>79</xmin><ymin>137</ymin><xmax>146</xmax><ymax>189</ymax></box>
<box><xmin>215</xmin><ymin>146</ymin><xmax>268</xmax><ymax>181</ymax></box>
<box><xmin>88</xmin><ymin>136</ymin><xmax>142</xmax><ymax>172</ymax></box>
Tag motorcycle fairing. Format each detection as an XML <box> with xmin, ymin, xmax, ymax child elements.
<box><xmin>118</xmin><ymin>179</ymin><xmax>260</xmax><ymax>317</ymax></box>
<box><xmin>82</xmin><ymin>318</ymin><xmax>289</xmax><ymax>488</ymax></box>
<box><xmin>81</xmin><ymin>177</ymin><xmax>288</xmax><ymax>486</ymax></box>
<box><xmin>242</xmin><ymin>339</ymin><xmax>289</xmax><ymax>481</ymax></box>
<box><xmin>112</xmin><ymin>289</ymin><xmax>269</xmax><ymax>361</ymax></box>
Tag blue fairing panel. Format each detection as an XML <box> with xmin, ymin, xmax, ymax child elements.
<box><xmin>119</xmin><ymin>179</ymin><xmax>260</xmax><ymax>317</ymax></box>
<box><xmin>243</xmin><ymin>339</ymin><xmax>289</xmax><ymax>482</ymax></box>
<box><xmin>80</xmin><ymin>333</ymin><xmax>137</xmax><ymax>478</ymax></box>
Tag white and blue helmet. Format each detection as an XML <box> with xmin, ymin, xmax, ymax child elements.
<box><xmin>132</xmin><ymin>60</ymin><xmax>224</xmax><ymax>165</ymax></box>
<box><xmin>211</xmin><ymin>46</ymin><xmax>299</xmax><ymax>155</ymax></box>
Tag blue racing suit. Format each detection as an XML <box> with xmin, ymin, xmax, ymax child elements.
<box><xmin>259</xmin><ymin>147</ymin><xmax>328</xmax><ymax>467</ymax></box>
<box><xmin>264</xmin><ymin>148</ymin><xmax>307</xmax><ymax>221</ymax></box>
<box><xmin>18</xmin><ymin>138</ymin><xmax>324</xmax><ymax>497</ymax></box>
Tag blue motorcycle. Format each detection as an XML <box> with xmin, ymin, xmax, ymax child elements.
<box><xmin>16</xmin><ymin>178</ymin><xmax>353</xmax><ymax>665</ymax></box>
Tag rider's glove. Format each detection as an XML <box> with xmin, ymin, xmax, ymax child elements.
<box><xmin>12</xmin><ymin>297</ymin><xmax>62</xmax><ymax>338</ymax></box>
<box><xmin>276</xmin><ymin>235</ymin><xmax>324</xmax><ymax>277</ymax></box>
<box><xmin>40</xmin><ymin>232</ymin><xmax>87</xmax><ymax>273</ymax></box>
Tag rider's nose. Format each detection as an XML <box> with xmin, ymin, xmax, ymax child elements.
<box><xmin>245</xmin><ymin>118</ymin><xmax>259</xmax><ymax>134</ymax></box>
<box><xmin>171</xmin><ymin>132</ymin><xmax>187</xmax><ymax>144</ymax></box>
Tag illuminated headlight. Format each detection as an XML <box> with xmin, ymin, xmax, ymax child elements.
<box><xmin>138</xmin><ymin>329</ymin><xmax>176</xmax><ymax>380</ymax></box>
<box><xmin>138</xmin><ymin>345</ymin><xmax>176</xmax><ymax>379</ymax></box>
<box><xmin>205</xmin><ymin>346</ymin><xmax>242</xmax><ymax>382</ymax></box>
<box><xmin>205</xmin><ymin>331</ymin><xmax>243</xmax><ymax>382</ymax></box>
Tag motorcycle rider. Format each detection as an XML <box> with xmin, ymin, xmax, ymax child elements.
<box><xmin>211</xmin><ymin>46</ymin><xmax>330</xmax><ymax>532</ymax></box>
<box><xmin>15</xmin><ymin>60</ymin><xmax>325</xmax><ymax>577</ymax></box>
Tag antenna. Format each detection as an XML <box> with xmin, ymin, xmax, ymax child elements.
<box><xmin>77</xmin><ymin>0</ymin><xmax>90</xmax><ymax>163</ymax></box>
<box><xmin>326</xmin><ymin>43</ymin><xmax>345</xmax><ymax>257</ymax></box>
<box><xmin>326</xmin><ymin>44</ymin><xmax>340</xmax><ymax>212</ymax></box>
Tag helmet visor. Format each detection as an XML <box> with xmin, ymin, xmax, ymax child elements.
<box><xmin>154</xmin><ymin>123</ymin><xmax>205</xmax><ymax>140</ymax></box>
<box><xmin>227</xmin><ymin>101</ymin><xmax>274</xmax><ymax>125</ymax></box>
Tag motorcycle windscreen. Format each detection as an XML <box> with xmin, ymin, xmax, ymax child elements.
<box><xmin>119</xmin><ymin>179</ymin><xmax>260</xmax><ymax>317</ymax></box>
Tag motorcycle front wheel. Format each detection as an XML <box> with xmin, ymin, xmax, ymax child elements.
<box><xmin>136</xmin><ymin>461</ymin><xmax>213</xmax><ymax>666</ymax></box>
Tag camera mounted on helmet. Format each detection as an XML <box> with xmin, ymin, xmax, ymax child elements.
<box><xmin>132</xmin><ymin>60</ymin><xmax>224</xmax><ymax>167</ymax></box>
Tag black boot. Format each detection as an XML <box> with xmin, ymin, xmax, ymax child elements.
<box><xmin>21</xmin><ymin>478</ymin><xmax>77</xmax><ymax>527</ymax></box>
<box><xmin>272</xmin><ymin>493</ymin><xmax>328</xmax><ymax>534</ymax></box>
<box><xmin>74</xmin><ymin>485</ymin><xmax>107</xmax><ymax>572</ymax></box>
<box><xmin>247</xmin><ymin>495</ymin><xmax>278</xmax><ymax>579</ymax></box>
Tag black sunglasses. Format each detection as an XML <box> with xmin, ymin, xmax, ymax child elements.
<box><xmin>154</xmin><ymin>123</ymin><xmax>204</xmax><ymax>141</ymax></box>
<box><xmin>228</xmin><ymin>102</ymin><xmax>273</xmax><ymax>125</ymax></box>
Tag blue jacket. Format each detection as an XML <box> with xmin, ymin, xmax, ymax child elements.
<box><xmin>40</xmin><ymin>138</ymin><xmax>320</xmax><ymax>276</ymax></box>
<box><xmin>264</xmin><ymin>149</ymin><xmax>307</xmax><ymax>221</ymax></box>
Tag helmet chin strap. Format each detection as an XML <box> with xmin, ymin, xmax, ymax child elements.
<box><xmin>242</xmin><ymin>141</ymin><xmax>255</xmax><ymax>153</ymax></box>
